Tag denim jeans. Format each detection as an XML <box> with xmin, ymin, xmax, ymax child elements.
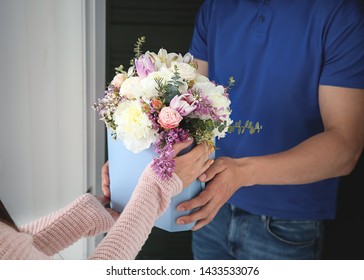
<box><xmin>192</xmin><ymin>203</ymin><xmax>324</xmax><ymax>260</ymax></box>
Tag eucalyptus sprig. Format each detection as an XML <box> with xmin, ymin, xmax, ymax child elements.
<box><xmin>130</xmin><ymin>36</ymin><xmax>146</xmax><ymax>66</ymax></box>
<box><xmin>165</xmin><ymin>65</ymin><xmax>185</xmax><ymax>103</ymax></box>
<box><xmin>115</xmin><ymin>65</ymin><xmax>124</xmax><ymax>74</ymax></box>
<box><xmin>226</xmin><ymin>76</ymin><xmax>235</xmax><ymax>93</ymax></box>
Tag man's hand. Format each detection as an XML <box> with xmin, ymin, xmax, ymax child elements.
<box><xmin>176</xmin><ymin>157</ymin><xmax>252</xmax><ymax>231</ymax></box>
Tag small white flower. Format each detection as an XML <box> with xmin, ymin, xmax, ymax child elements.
<box><xmin>148</xmin><ymin>49</ymin><xmax>184</xmax><ymax>70</ymax></box>
<box><xmin>182</xmin><ymin>52</ymin><xmax>194</xmax><ymax>64</ymax></box>
<box><xmin>147</xmin><ymin>50</ymin><xmax>166</xmax><ymax>70</ymax></box>
<box><xmin>213</xmin><ymin>117</ymin><xmax>233</xmax><ymax>139</ymax></box>
<box><xmin>127</xmin><ymin>66</ymin><xmax>135</xmax><ymax>77</ymax></box>
<box><xmin>166</xmin><ymin>52</ymin><xmax>183</xmax><ymax>66</ymax></box>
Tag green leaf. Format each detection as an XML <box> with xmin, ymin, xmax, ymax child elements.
<box><xmin>164</xmin><ymin>84</ymin><xmax>180</xmax><ymax>104</ymax></box>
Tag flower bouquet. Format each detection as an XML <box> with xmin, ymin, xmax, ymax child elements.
<box><xmin>94</xmin><ymin>37</ymin><xmax>234</xmax><ymax>231</ymax></box>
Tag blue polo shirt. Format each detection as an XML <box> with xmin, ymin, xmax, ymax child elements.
<box><xmin>189</xmin><ymin>0</ymin><xmax>364</xmax><ymax>220</ymax></box>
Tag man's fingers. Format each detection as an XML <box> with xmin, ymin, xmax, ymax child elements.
<box><xmin>176</xmin><ymin>200</ymin><xmax>217</xmax><ymax>228</ymax></box>
<box><xmin>191</xmin><ymin>217</ymin><xmax>213</xmax><ymax>231</ymax></box>
<box><xmin>177</xmin><ymin>188</ymin><xmax>212</xmax><ymax>212</ymax></box>
<box><xmin>198</xmin><ymin>160</ymin><xmax>225</xmax><ymax>182</ymax></box>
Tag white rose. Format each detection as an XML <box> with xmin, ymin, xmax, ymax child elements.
<box><xmin>170</xmin><ymin>61</ymin><xmax>197</xmax><ymax>82</ymax></box>
<box><xmin>114</xmin><ymin>100</ymin><xmax>157</xmax><ymax>153</ymax></box>
<box><xmin>140</xmin><ymin>66</ymin><xmax>173</xmax><ymax>101</ymax></box>
<box><xmin>119</xmin><ymin>76</ymin><xmax>142</xmax><ymax>99</ymax></box>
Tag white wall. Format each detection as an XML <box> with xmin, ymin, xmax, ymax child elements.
<box><xmin>0</xmin><ymin>0</ymin><xmax>105</xmax><ymax>259</ymax></box>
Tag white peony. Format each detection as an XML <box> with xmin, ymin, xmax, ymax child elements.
<box><xmin>114</xmin><ymin>100</ymin><xmax>157</xmax><ymax>153</ymax></box>
<box><xmin>119</xmin><ymin>76</ymin><xmax>142</xmax><ymax>99</ymax></box>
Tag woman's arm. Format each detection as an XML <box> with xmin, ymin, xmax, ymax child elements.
<box><xmin>89</xmin><ymin>164</ymin><xmax>182</xmax><ymax>260</ymax></box>
<box><xmin>19</xmin><ymin>194</ymin><xmax>115</xmax><ymax>256</ymax></box>
<box><xmin>90</xmin><ymin>141</ymin><xmax>212</xmax><ymax>259</ymax></box>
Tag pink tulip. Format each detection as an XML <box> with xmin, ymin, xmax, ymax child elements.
<box><xmin>170</xmin><ymin>92</ymin><xmax>197</xmax><ymax>116</ymax></box>
<box><xmin>135</xmin><ymin>55</ymin><xmax>156</xmax><ymax>78</ymax></box>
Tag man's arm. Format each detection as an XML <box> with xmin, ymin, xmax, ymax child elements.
<box><xmin>176</xmin><ymin>85</ymin><xmax>364</xmax><ymax>230</ymax></box>
<box><xmin>195</xmin><ymin>58</ymin><xmax>208</xmax><ymax>77</ymax></box>
<box><xmin>245</xmin><ymin>85</ymin><xmax>364</xmax><ymax>185</ymax></box>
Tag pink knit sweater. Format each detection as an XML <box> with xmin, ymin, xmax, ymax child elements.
<box><xmin>0</xmin><ymin>165</ymin><xmax>182</xmax><ymax>260</ymax></box>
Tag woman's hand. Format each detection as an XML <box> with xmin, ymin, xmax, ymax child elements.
<box><xmin>101</xmin><ymin>161</ymin><xmax>110</xmax><ymax>198</ymax></box>
<box><xmin>94</xmin><ymin>194</ymin><xmax>120</xmax><ymax>221</ymax></box>
<box><xmin>172</xmin><ymin>139</ymin><xmax>214</xmax><ymax>188</ymax></box>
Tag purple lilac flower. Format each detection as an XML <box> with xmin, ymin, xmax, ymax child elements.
<box><xmin>147</xmin><ymin>102</ymin><xmax>161</xmax><ymax>130</ymax></box>
<box><xmin>151</xmin><ymin>128</ymin><xmax>190</xmax><ymax>179</ymax></box>
<box><xmin>93</xmin><ymin>84</ymin><xmax>122</xmax><ymax>123</ymax></box>
<box><xmin>192</xmin><ymin>94</ymin><xmax>220</xmax><ymax>122</ymax></box>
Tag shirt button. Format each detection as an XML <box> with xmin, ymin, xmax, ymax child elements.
<box><xmin>258</xmin><ymin>15</ymin><xmax>265</xmax><ymax>22</ymax></box>
<box><xmin>263</xmin><ymin>0</ymin><xmax>270</xmax><ymax>5</ymax></box>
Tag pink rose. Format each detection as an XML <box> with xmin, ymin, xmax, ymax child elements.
<box><xmin>158</xmin><ymin>107</ymin><xmax>183</xmax><ymax>129</ymax></box>
<box><xmin>170</xmin><ymin>91</ymin><xmax>197</xmax><ymax>116</ymax></box>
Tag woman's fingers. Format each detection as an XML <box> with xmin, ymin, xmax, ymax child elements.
<box><xmin>174</xmin><ymin>142</ymin><xmax>213</xmax><ymax>187</ymax></box>
<box><xmin>101</xmin><ymin>161</ymin><xmax>110</xmax><ymax>197</ymax></box>
<box><xmin>172</xmin><ymin>138</ymin><xmax>194</xmax><ymax>156</ymax></box>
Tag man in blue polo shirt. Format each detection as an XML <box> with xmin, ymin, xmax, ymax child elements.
<box><xmin>176</xmin><ymin>0</ymin><xmax>364</xmax><ymax>259</ymax></box>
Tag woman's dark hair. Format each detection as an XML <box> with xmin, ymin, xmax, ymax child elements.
<box><xmin>0</xmin><ymin>200</ymin><xmax>19</xmax><ymax>231</ymax></box>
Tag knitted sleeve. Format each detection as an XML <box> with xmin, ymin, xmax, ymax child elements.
<box><xmin>0</xmin><ymin>223</ymin><xmax>52</xmax><ymax>260</ymax></box>
<box><xmin>89</xmin><ymin>164</ymin><xmax>183</xmax><ymax>260</ymax></box>
<box><xmin>19</xmin><ymin>194</ymin><xmax>115</xmax><ymax>256</ymax></box>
